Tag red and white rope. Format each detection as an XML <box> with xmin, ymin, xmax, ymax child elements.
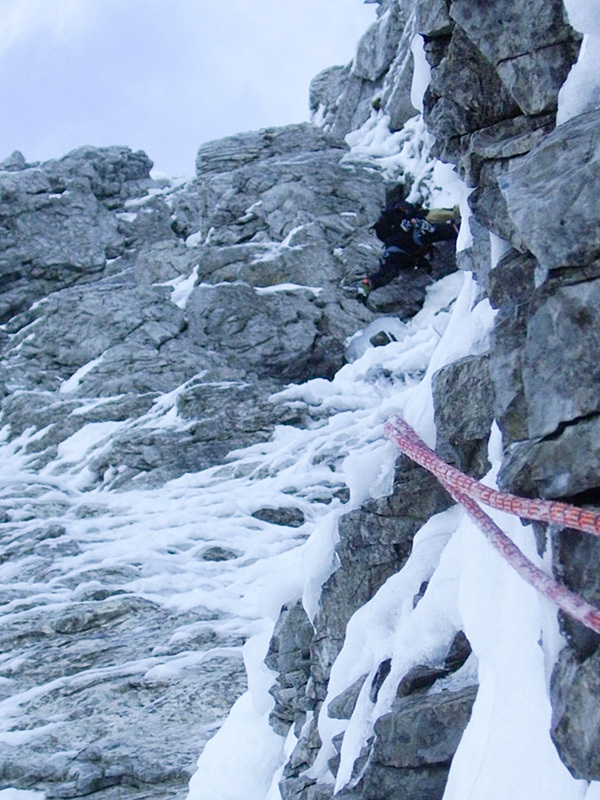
<box><xmin>384</xmin><ymin>415</ymin><xmax>600</xmax><ymax>635</ymax></box>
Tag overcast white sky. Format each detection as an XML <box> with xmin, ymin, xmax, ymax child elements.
<box><xmin>0</xmin><ymin>0</ymin><xmax>377</xmax><ymax>176</ymax></box>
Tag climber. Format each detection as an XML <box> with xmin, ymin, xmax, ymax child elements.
<box><xmin>356</xmin><ymin>200</ymin><xmax>460</xmax><ymax>304</ymax></box>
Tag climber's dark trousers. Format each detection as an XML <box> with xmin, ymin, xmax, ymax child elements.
<box><xmin>368</xmin><ymin>223</ymin><xmax>459</xmax><ymax>290</ymax></box>
<box><xmin>368</xmin><ymin>248</ymin><xmax>419</xmax><ymax>290</ymax></box>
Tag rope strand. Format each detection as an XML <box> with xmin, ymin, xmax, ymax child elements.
<box><xmin>384</xmin><ymin>415</ymin><xmax>600</xmax><ymax>635</ymax></box>
<box><xmin>384</xmin><ymin>416</ymin><xmax>600</xmax><ymax>536</ymax></box>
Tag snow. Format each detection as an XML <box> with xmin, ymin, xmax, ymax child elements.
<box><xmin>251</xmin><ymin>225</ymin><xmax>307</xmax><ymax>264</ymax></box>
<box><xmin>557</xmin><ymin>0</ymin><xmax>600</xmax><ymax>124</ymax></box>
<box><xmin>59</xmin><ymin>354</ymin><xmax>105</xmax><ymax>394</ymax></box>
<box><xmin>4</xmin><ymin>99</ymin><xmax>600</xmax><ymax>800</ymax></box>
<box><xmin>254</xmin><ymin>283</ymin><xmax>323</xmax><ymax>297</ymax></box>
<box><xmin>115</xmin><ymin>211</ymin><xmax>138</xmax><ymax>223</ymax></box>
<box><xmin>185</xmin><ymin>230</ymin><xmax>204</xmax><ymax>248</ymax></box>
<box><xmin>410</xmin><ymin>33</ymin><xmax>431</xmax><ymax>112</ymax></box>
<box><xmin>0</xmin><ymin>792</ymin><xmax>45</xmax><ymax>800</ymax></box>
<box><xmin>156</xmin><ymin>264</ymin><xmax>200</xmax><ymax>308</ymax></box>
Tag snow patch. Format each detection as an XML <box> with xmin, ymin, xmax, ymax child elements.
<box><xmin>59</xmin><ymin>354</ymin><xmax>105</xmax><ymax>394</ymax></box>
<box><xmin>0</xmin><ymin>791</ymin><xmax>46</xmax><ymax>800</ymax></box>
<box><xmin>156</xmin><ymin>264</ymin><xmax>200</xmax><ymax>309</ymax></box>
<box><xmin>557</xmin><ymin>1</ymin><xmax>600</xmax><ymax>123</ymax></box>
<box><xmin>254</xmin><ymin>283</ymin><xmax>322</xmax><ymax>297</ymax></box>
<box><xmin>410</xmin><ymin>33</ymin><xmax>431</xmax><ymax>112</ymax></box>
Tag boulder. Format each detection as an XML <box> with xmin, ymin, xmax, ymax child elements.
<box><xmin>337</xmin><ymin>687</ymin><xmax>477</xmax><ymax>800</ymax></box>
<box><xmin>433</xmin><ymin>353</ymin><xmax>495</xmax><ymax>478</ymax></box>
<box><xmin>500</xmin><ymin>110</ymin><xmax>600</xmax><ymax>270</ymax></box>
<box><xmin>450</xmin><ymin>0</ymin><xmax>580</xmax><ymax>114</ymax></box>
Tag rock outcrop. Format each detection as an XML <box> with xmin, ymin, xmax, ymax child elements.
<box><xmin>0</xmin><ymin>125</ymin><xmax>385</xmax><ymax>492</ymax></box>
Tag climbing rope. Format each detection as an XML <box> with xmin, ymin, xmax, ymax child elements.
<box><xmin>384</xmin><ymin>415</ymin><xmax>600</xmax><ymax>635</ymax></box>
<box><xmin>385</xmin><ymin>416</ymin><xmax>600</xmax><ymax>536</ymax></box>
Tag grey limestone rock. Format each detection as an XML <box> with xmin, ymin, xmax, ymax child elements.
<box><xmin>416</xmin><ymin>0</ymin><xmax>453</xmax><ymax>38</ymax></box>
<box><xmin>353</xmin><ymin>5</ymin><xmax>408</xmax><ymax>83</ymax></box>
<box><xmin>500</xmin><ymin>110</ymin><xmax>600</xmax><ymax>271</ymax></box>
<box><xmin>449</xmin><ymin>0</ymin><xmax>580</xmax><ymax>115</ymax></box>
<box><xmin>327</xmin><ymin>676</ymin><xmax>368</xmax><ymax>721</ymax></box>
<box><xmin>265</xmin><ymin>601</ymin><xmax>315</xmax><ymax>735</ymax></box>
<box><xmin>0</xmin><ymin>146</ymin><xmax>154</xmax><ymax>322</ymax></box>
<box><xmin>277</xmin><ymin>458</ymin><xmax>453</xmax><ymax>799</ymax></box>
<box><xmin>0</xmin><ymin>150</ymin><xmax>29</xmax><ymax>171</ymax></box>
<box><xmin>551</xmin><ymin>646</ymin><xmax>600</xmax><ymax>780</ymax></box>
<box><xmin>309</xmin><ymin>65</ymin><xmax>352</xmax><ymax>121</ymax></box>
<box><xmin>45</xmin><ymin>145</ymin><xmax>154</xmax><ymax>204</ymax></box>
<box><xmin>459</xmin><ymin>113</ymin><xmax>555</xmax><ymax>188</ymax></box>
<box><xmin>0</xmin><ymin>125</ymin><xmax>388</xmax><ymax>492</ymax></box>
<box><xmin>498</xmin><ymin>415</ymin><xmax>600</xmax><ymax>501</ymax></box>
<box><xmin>487</xmin><ymin>250</ymin><xmax>537</xmax><ymax>444</ymax></box>
<box><xmin>336</xmin><ymin>687</ymin><xmax>477</xmax><ymax>800</ymax></box>
<box><xmin>522</xmin><ymin>277</ymin><xmax>600</xmax><ymax>439</ymax></box>
<box><xmin>0</xmin><ymin>587</ymin><xmax>246</xmax><ymax>799</ymax></box>
<box><xmin>184</xmin><ymin>283</ymin><xmax>322</xmax><ymax>383</ymax></box>
<box><xmin>310</xmin><ymin>7</ymin><xmax>418</xmax><ymax>137</ymax></box>
<box><xmin>424</xmin><ymin>25</ymin><xmax>520</xmax><ymax>163</ymax></box>
<box><xmin>310</xmin><ymin>457</ymin><xmax>452</xmax><ymax>702</ymax></box>
<box><xmin>455</xmin><ymin>214</ymin><xmax>492</xmax><ymax>287</ymax></box>
<box><xmin>433</xmin><ymin>353</ymin><xmax>495</xmax><ymax>478</ymax></box>
<box><xmin>252</xmin><ymin>507</ymin><xmax>306</xmax><ymax>527</ymax></box>
<box><xmin>195</xmin><ymin>123</ymin><xmax>346</xmax><ymax>177</ymax></box>
<box><xmin>0</xmin><ymin>116</ymin><xmax>432</xmax><ymax>798</ymax></box>
<box><xmin>380</xmin><ymin>38</ymin><xmax>419</xmax><ymax>132</ymax></box>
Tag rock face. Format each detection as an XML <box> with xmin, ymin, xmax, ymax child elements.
<box><xmin>0</xmin><ymin>126</ymin><xmax>393</xmax><ymax>798</ymax></box>
<box><xmin>310</xmin><ymin>1</ymin><xmax>418</xmax><ymax>136</ymax></box>
<box><xmin>3</xmin><ymin>0</ymin><xmax>600</xmax><ymax>798</ymax></box>
<box><xmin>0</xmin><ymin>125</ymin><xmax>386</xmax><ymax>491</ymax></box>
<box><xmin>336</xmin><ymin>687</ymin><xmax>477</xmax><ymax>800</ymax></box>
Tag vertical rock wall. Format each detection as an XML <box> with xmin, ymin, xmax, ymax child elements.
<box><xmin>270</xmin><ymin>0</ymin><xmax>600</xmax><ymax>797</ymax></box>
